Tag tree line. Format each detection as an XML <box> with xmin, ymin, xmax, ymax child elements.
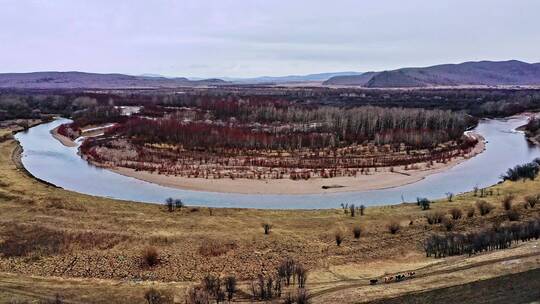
<box><xmin>423</xmin><ymin>218</ymin><xmax>540</xmax><ymax>258</ymax></box>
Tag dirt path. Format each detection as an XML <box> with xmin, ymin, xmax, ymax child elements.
<box><xmin>309</xmin><ymin>242</ymin><xmax>540</xmax><ymax>303</ymax></box>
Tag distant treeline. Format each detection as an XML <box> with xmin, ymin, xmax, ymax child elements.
<box><xmin>1</xmin><ymin>87</ymin><xmax>540</xmax><ymax>121</ymax></box>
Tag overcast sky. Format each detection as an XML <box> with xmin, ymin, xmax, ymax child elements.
<box><xmin>1</xmin><ymin>0</ymin><xmax>539</xmax><ymax>78</ymax></box>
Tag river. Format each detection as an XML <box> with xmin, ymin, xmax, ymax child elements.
<box><xmin>14</xmin><ymin>116</ymin><xmax>540</xmax><ymax>209</ymax></box>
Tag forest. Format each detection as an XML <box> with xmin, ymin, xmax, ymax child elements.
<box><xmin>77</xmin><ymin>101</ymin><xmax>479</xmax><ymax>181</ymax></box>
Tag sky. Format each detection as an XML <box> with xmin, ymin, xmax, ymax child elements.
<box><xmin>1</xmin><ymin>0</ymin><xmax>539</xmax><ymax>78</ymax></box>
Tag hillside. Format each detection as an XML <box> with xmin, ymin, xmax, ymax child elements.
<box><xmin>0</xmin><ymin>71</ymin><xmax>226</xmax><ymax>89</ymax></box>
<box><xmin>324</xmin><ymin>60</ymin><xmax>540</xmax><ymax>87</ymax></box>
<box><xmin>225</xmin><ymin>71</ymin><xmax>363</xmax><ymax>84</ymax></box>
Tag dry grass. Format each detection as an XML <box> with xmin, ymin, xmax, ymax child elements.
<box><xmin>0</xmin><ymin>130</ymin><xmax>540</xmax><ymax>303</ymax></box>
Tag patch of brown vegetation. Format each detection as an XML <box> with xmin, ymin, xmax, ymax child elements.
<box><xmin>198</xmin><ymin>239</ymin><xmax>238</xmax><ymax>257</ymax></box>
<box><xmin>0</xmin><ymin>223</ymin><xmax>128</xmax><ymax>257</ymax></box>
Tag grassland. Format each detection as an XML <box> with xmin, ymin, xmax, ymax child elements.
<box><xmin>0</xmin><ymin>122</ymin><xmax>539</xmax><ymax>303</ymax></box>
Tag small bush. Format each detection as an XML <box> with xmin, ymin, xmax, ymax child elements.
<box><xmin>387</xmin><ymin>221</ymin><xmax>400</xmax><ymax>234</ymax></box>
<box><xmin>334</xmin><ymin>230</ymin><xmax>344</xmax><ymax>246</ymax></box>
<box><xmin>501</xmin><ymin>194</ymin><xmax>514</xmax><ymax>211</ymax></box>
<box><xmin>425</xmin><ymin>211</ymin><xmax>444</xmax><ymax>225</ymax></box>
<box><xmin>283</xmin><ymin>289</ymin><xmax>310</xmax><ymax>304</ymax></box>
<box><xmin>174</xmin><ymin>199</ymin><xmax>184</xmax><ymax>209</ymax></box>
<box><xmin>507</xmin><ymin>208</ymin><xmax>520</xmax><ymax>221</ymax></box>
<box><xmin>142</xmin><ymin>246</ymin><xmax>159</xmax><ymax>267</ymax></box>
<box><xmin>296</xmin><ymin>289</ymin><xmax>310</xmax><ymax>304</ymax></box>
<box><xmin>262</xmin><ymin>223</ymin><xmax>272</xmax><ymax>235</ymax></box>
<box><xmin>165</xmin><ymin>197</ymin><xmax>174</xmax><ymax>212</ymax></box>
<box><xmin>525</xmin><ymin>195</ymin><xmax>539</xmax><ymax>208</ymax></box>
<box><xmin>144</xmin><ymin>289</ymin><xmax>169</xmax><ymax>304</ymax></box>
<box><xmin>295</xmin><ymin>264</ymin><xmax>308</xmax><ymax>288</ymax></box>
<box><xmin>467</xmin><ymin>207</ymin><xmax>475</xmax><ymax>218</ymax></box>
<box><xmin>417</xmin><ymin>197</ymin><xmax>431</xmax><ymax>210</ymax></box>
<box><xmin>476</xmin><ymin>200</ymin><xmax>494</xmax><ymax>216</ymax></box>
<box><xmin>442</xmin><ymin>217</ymin><xmax>455</xmax><ymax>231</ymax></box>
<box><xmin>186</xmin><ymin>286</ymin><xmax>210</xmax><ymax>304</ymax></box>
<box><xmin>352</xmin><ymin>226</ymin><xmax>362</xmax><ymax>239</ymax></box>
<box><xmin>349</xmin><ymin>204</ymin><xmax>356</xmax><ymax>217</ymax></box>
<box><xmin>449</xmin><ymin>208</ymin><xmax>462</xmax><ymax>220</ymax></box>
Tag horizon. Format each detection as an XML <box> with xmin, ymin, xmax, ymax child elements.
<box><xmin>1</xmin><ymin>58</ymin><xmax>538</xmax><ymax>80</ymax></box>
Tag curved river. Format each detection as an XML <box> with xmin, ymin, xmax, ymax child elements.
<box><xmin>15</xmin><ymin>117</ymin><xmax>540</xmax><ymax>209</ymax></box>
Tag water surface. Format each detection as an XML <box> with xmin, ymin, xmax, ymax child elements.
<box><xmin>15</xmin><ymin>117</ymin><xmax>540</xmax><ymax>209</ymax></box>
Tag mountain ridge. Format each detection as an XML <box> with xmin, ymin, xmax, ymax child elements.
<box><xmin>324</xmin><ymin>60</ymin><xmax>540</xmax><ymax>87</ymax></box>
<box><xmin>0</xmin><ymin>71</ymin><xmax>226</xmax><ymax>89</ymax></box>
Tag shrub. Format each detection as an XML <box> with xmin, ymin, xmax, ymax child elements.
<box><xmin>502</xmin><ymin>161</ymin><xmax>540</xmax><ymax>181</ymax></box>
<box><xmin>262</xmin><ymin>223</ymin><xmax>273</xmax><ymax>235</ymax></box>
<box><xmin>165</xmin><ymin>197</ymin><xmax>174</xmax><ymax>212</ymax></box>
<box><xmin>224</xmin><ymin>276</ymin><xmax>237</xmax><ymax>302</ymax></box>
<box><xmin>507</xmin><ymin>208</ymin><xmax>520</xmax><ymax>221</ymax></box>
<box><xmin>501</xmin><ymin>194</ymin><xmax>515</xmax><ymax>211</ymax></box>
<box><xmin>186</xmin><ymin>286</ymin><xmax>210</xmax><ymax>304</ymax></box>
<box><xmin>174</xmin><ymin>199</ymin><xmax>184</xmax><ymax>209</ymax></box>
<box><xmin>467</xmin><ymin>207</ymin><xmax>475</xmax><ymax>218</ymax></box>
<box><xmin>142</xmin><ymin>246</ymin><xmax>159</xmax><ymax>267</ymax></box>
<box><xmin>425</xmin><ymin>211</ymin><xmax>444</xmax><ymax>225</ymax></box>
<box><xmin>335</xmin><ymin>230</ymin><xmax>344</xmax><ymax>246</ymax></box>
<box><xmin>387</xmin><ymin>221</ymin><xmax>400</xmax><ymax>234</ymax></box>
<box><xmin>417</xmin><ymin>197</ymin><xmax>431</xmax><ymax>210</ymax></box>
<box><xmin>449</xmin><ymin>208</ymin><xmax>462</xmax><ymax>220</ymax></box>
<box><xmin>296</xmin><ymin>289</ymin><xmax>310</xmax><ymax>304</ymax></box>
<box><xmin>295</xmin><ymin>264</ymin><xmax>308</xmax><ymax>288</ymax></box>
<box><xmin>476</xmin><ymin>200</ymin><xmax>494</xmax><ymax>216</ymax></box>
<box><xmin>144</xmin><ymin>289</ymin><xmax>169</xmax><ymax>304</ymax></box>
<box><xmin>442</xmin><ymin>217</ymin><xmax>455</xmax><ymax>231</ymax></box>
<box><xmin>283</xmin><ymin>289</ymin><xmax>310</xmax><ymax>304</ymax></box>
<box><xmin>352</xmin><ymin>226</ymin><xmax>362</xmax><ymax>239</ymax></box>
<box><xmin>525</xmin><ymin>195</ymin><xmax>539</xmax><ymax>208</ymax></box>
<box><xmin>277</xmin><ymin>257</ymin><xmax>297</xmax><ymax>286</ymax></box>
<box><xmin>202</xmin><ymin>274</ymin><xmax>225</xmax><ymax>303</ymax></box>
<box><xmin>250</xmin><ymin>274</ymin><xmax>281</xmax><ymax>301</ymax></box>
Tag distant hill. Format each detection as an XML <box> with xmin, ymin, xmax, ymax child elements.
<box><xmin>324</xmin><ymin>60</ymin><xmax>540</xmax><ymax>87</ymax></box>
<box><xmin>225</xmin><ymin>72</ymin><xmax>363</xmax><ymax>84</ymax></box>
<box><xmin>0</xmin><ymin>71</ymin><xmax>227</xmax><ymax>89</ymax></box>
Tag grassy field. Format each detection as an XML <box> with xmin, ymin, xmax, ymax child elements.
<box><xmin>0</xmin><ymin>123</ymin><xmax>539</xmax><ymax>303</ymax></box>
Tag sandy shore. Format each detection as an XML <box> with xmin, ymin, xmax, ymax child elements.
<box><xmin>50</xmin><ymin>126</ymin><xmax>78</xmax><ymax>147</ymax></box>
<box><xmin>109</xmin><ymin>133</ymin><xmax>485</xmax><ymax>194</ymax></box>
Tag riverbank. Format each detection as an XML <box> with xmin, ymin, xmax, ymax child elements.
<box><xmin>50</xmin><ymin>125</ymin><xmax>78</xmax><ymax>147</ymax></box>
<box><xmin>107</xmin><ymin>133</ymin><xmax>485</xmax><ymax>195</ymax></box>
